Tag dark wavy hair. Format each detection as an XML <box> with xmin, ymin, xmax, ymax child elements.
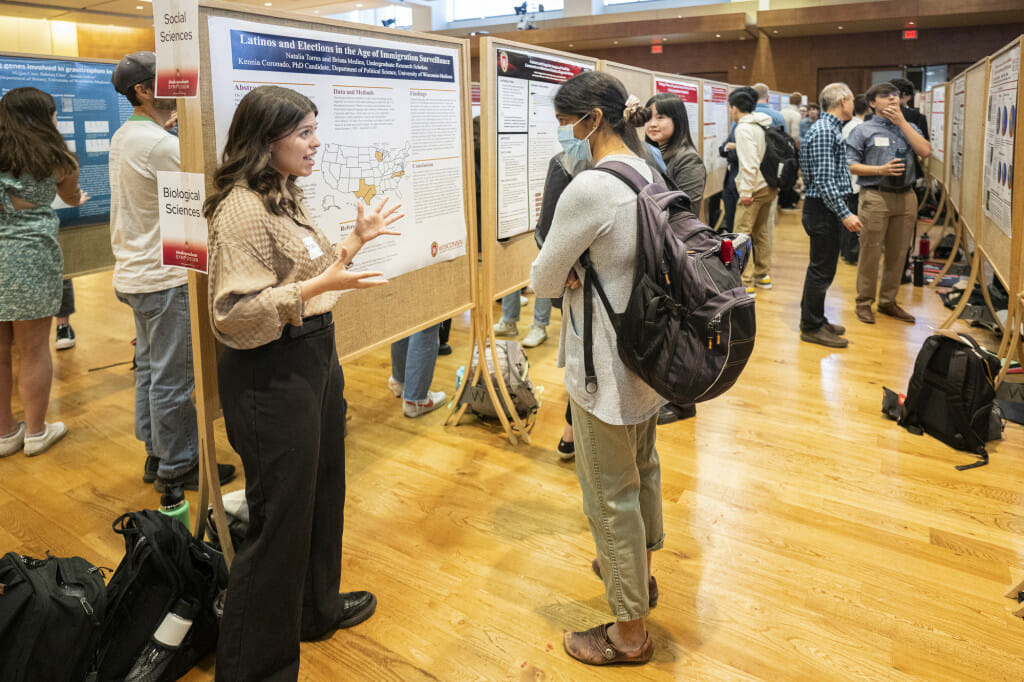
<box><xmin>0</xmin><ymin>87</ymin><xmax>78</xmax><ymax>181</ymax></box>
<box><xmin>644</xmin><ymin>93</ymin><xmax>695</xmax><ymax>159</ymax></box>
<box><xmin>204</xmin><ymin>86</ymin><xmax>318</xmax><ymax>221</ymax></box>
<box><xmin>553</xmin><ymin>71</ymin><xmax>651</xmax><ymax>157</ymax></box>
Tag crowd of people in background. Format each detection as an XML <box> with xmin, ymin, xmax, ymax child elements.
<box><xmin>0</xmin><ymin>45</ymin><xmax>937</xmax><ymax>673</ymax></box>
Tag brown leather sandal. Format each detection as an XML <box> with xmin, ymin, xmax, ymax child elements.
<box><xmin>563</xmin><ymin>623</ymin><xmax>653</xmax><ymax>665</ymax></box>
<box><xmin>591</xmin><ymin>558</ymin><xmax>659</xmax><ymax>608</ymax></box>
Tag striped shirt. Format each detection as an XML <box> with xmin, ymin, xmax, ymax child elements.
<box><xmin>800</xmin><ymin>112</ymin><xmax>853</xmax><ymax>220</ymax></box>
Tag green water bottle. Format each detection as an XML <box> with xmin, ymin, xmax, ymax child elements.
<box><xmin>159</xmin><ymin>490</ymin><xmax>190</xmax><ymax>528</ymax></box>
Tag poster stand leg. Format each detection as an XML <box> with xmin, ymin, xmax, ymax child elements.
<box><xmin>995</xmin><ymin>294</ymin><xmax>1023</xmax><ymax>387</ymax></box>
<box><xmin>941</xmin><ymin>248</ymin><xmax>983</xmax><ymax>329</ymax></box>
<box><xmin>179</xmin><ymin>99</ymin><xmax>234</xmax><ymax>567</ymax></box>
<box><xmin>930</xmin><ymin>203</ymin><xmax>962</xmax><ymax>288</ymax></box>
<box><xmin>186</xmin><ymin>270</ymin><xmax>235</xmax><ymax>568</ymax></box>
<box><xmin>442</xmin><ymin>303</ymin><xmax>532</xmax><ymax>445</ymax></box>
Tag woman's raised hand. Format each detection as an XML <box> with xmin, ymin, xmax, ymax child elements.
<box><xmin>303</xmin><ymin>246</ymin><xmax>388</xmax><ymax>300</ymax></box>
<box><xmin>354</xmin><ymin>197</ymin><xmax>404</xmax><ymax>244</ymax></box>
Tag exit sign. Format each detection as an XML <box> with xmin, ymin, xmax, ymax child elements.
<box><xmin>903</xmin><ymin>29</ymin><xmax>918</xmax><ymax>40</ymax></box>
<box><xmin>651</xmin><ymin>44</ymin><xmax>663</xmax><ymax>54</ymax></box>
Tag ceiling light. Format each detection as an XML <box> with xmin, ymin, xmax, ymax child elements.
<box><xmin>908</xmin><ymin>21</ymin><xmax>915</xmax><ymax>26</ymax></box>
<box><xmin>715</xmin><ymin>34</ymin><xmax>721</xmax><ymax>38</ymax></box>
<box><xmin>568</xmin><ymin>43</ymin><xmax>573</xmax><ymax>47</ymax></box>
<box><xmin>613</xmin><ymin>40</ymin><xmax>619</xmax><ymax>44</ymax></box>
<box><xmin>837</xmin><ymin>26</ymin><xmax>844</xmax><ymax>30</ymax></box>
<box><xmin>772</xmin><ymin>30</ymin><xmax>778</xmax><ymax>34</ymax></box>
<box><xmin>263</xmin><ymin>2</ymin><xmax>271</xmax><ymax>5</ymax></box>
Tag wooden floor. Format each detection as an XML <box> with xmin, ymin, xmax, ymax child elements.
<box><xmin>4</xmin><ymin>207</ymin><xmax>1024</xmax><ymax>680</ymax></box>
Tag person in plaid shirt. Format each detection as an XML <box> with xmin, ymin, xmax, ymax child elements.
<box><xmin>798</xmin><ymin>82</ymin><xmax>863</xmax><ymax>348</ymax></box>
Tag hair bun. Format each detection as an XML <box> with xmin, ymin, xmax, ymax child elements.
<box><xmin>623</xmin><ymin>94</ymin><xmax>651</xmax><ymax>126</ymax></box>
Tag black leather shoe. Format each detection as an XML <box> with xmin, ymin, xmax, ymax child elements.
<box><xmin>155</xmin><ymin>463</ymin><xmax>237</xmax><ymax>493</ymax></box>
<box><xmin>336</xmin><ymin>590</ymin><xmax>377</xmax><ymax>629</ymax></box>
<box><xmin>142</xmin><ymin>455</ymin><xmax>159</xmax><ymax>483</ymax></box>
<box><xmin>657</xmin><ymin>403</ymin><xmax>696</xmax><ymax>426</ymax></box>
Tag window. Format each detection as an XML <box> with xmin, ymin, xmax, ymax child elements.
<box><xmin>328</xmin><ymin>5</ymin><xmax>413</xmax><ymax>29</ymax></box>
<box><xmin>450</xmin><ymin>0</ymin><xmax>562</xmax><ymax>22</ymax></box>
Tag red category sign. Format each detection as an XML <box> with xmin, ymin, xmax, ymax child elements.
<box><xmin>655</xmin><ymin>79</ymin><xmax>698</xmax><ymax>103</ymax></box>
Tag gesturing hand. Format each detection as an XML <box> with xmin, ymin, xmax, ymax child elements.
<box><xmin>314</xmin><ymin>246</ymin><xmax>388</xmax><ymax>294</ymax></box>
<box><xmin>354</xmin><ymin>197</ymin><xmax>404</xmax><ymax>245</ymax></box>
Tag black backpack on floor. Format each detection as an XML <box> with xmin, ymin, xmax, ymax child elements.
<box><xmin>0</xmin><ymin>552</ymin><xmax>107</xmax><ymax>682</ymax></box>
<box><xmin>583</xmin><ymin>161</ymin><xmax>756</xmax><ymax>405</ymax></box>
<box><xmin>91</xmin><ymin>510</ymin><xmax>228</xmax><ymax>681</ymax></box>
<box><xmin>898</xmin><ymin>332</ymin><xmax>1003</xmax><ymax>469</ymax></box>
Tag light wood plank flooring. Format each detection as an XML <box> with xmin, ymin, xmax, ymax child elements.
<box><xmin>3</xmin><ymin>207</ymin><xmax>1024</xmax><ymax>680</ymax></box>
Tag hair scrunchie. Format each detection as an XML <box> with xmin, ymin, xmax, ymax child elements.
<box><xmin>622</xmin><ymin>94</ymin><xmax>641</xmax><ymax>120</ymax></box>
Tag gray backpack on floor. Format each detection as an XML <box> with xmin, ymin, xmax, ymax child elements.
<box><xmin>458</xmin><ymin>340</ymin><xmax>538</xmax><ymax>419</ymax></box>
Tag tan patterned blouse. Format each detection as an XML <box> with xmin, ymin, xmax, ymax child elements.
<box><xmin>208</xmin><ymin>185</ymin><xmax>340</xmax><ymax>349</ymax></box>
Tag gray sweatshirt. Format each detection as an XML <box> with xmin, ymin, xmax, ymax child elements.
<box><xmin>530</xmin><ymin>154</ymin><xmax>665</xmax><ymax>425</ymax></box>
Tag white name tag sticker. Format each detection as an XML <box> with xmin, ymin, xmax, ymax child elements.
<box><xmin>303</xmin><ymin>236</ymin><xmax>324</xmax><ymax>259</ymax></box>
<box><xmin>874</xmin><ymin>136</ymin><xmax>890</xmax><ymax>147</ymax></box>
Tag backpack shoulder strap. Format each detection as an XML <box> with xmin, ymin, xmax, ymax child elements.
<box><xmin>899</xmin><ymin>336</ymin><xmax>943</xmax><ymax>431</ymax></box>
<box><xmin>591</xmin><ymin>160</ymin><xmax>658</xmax><ymax>194</ymax></box>
<box><xmin>943</xmin><ymin>351</ymin><xmax>988</xmax><ymax>455</ymax></box>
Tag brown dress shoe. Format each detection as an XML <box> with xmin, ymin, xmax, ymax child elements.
<box><xmin>563</xmin><ymin>624</ymin><xmax>653</xmax><ymax>665</ymax></box>
<box><xmin>800</xmin><ymin>326</ymin><xmax>849</xmax><ymax>348</ymax></box>
<box><xmin>592</xmin><ymin>558</ymin><xmax>658</xmax><ymax>607</ymax></box>
<box><xmin>855</xmin><ymin>305</ymin><xmax>875</xmax><ymax>324</ymax></box>
<box><xmin>877</xmin><ymin>302</ymin><xmax>915</xmax><ymax>323</ymax></box>
<box><xmin>823</xmin><ymin>321</ymin><xmax>846</xmax><ymax>336</ymax></box>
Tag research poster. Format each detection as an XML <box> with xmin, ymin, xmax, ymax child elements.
<box><xmin>951</xmin><ymin>76</ymin><xmax>966</xmax><ymax>180</ymax></box>
<box><xmin>654</xmin><ymin>78</ymin><xmax>700</xmax><ymax>151</ymax></box>
<box><xmin>702</xmin><ymin>82</ymin><xmax>730</xmax><ymax>196</ymax></box>
<box><xmin>983</xmin><ymin>45</ymin><xmax>1019</xmax><ymax>237</ymax></box>
<box><xmin>0</xmin><ymin>55</ymin><xmax>132</xmax><ymax>228</ymax></box>
<box><xmin>930</xmin><ymin>85</ymin><xmax>945</xmax><ymax>163</ymax></box>
<box><xmin>207</xmin><ymin>17</ymin><xmax>468</xmax><ymax>279</ymax></box>
<box><xmin>494</xmin><ymin>46</ymin><xmax>591</xmax><ymax>240</ymax></box>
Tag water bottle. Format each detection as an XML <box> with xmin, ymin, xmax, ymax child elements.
<box><xmin>125</xmin><ymin>598</ymin><xmax>197</xmax><ymax>682</ymax></box>
<box><xmin>912</xmin><ymin>256</ymin><xmax>924</xmax><ymax>287</ymax></box>
<box><xmin>919</xmin><ymin>232</ymin><xmax>930</xmax><ymax>259</ymax></box>
<box><xmin>158</xmin><ymin>489</ymin><xmax>190</xmax><ymax>529</ymax></box>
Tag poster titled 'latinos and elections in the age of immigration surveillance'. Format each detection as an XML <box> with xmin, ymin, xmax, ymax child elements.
<box><xmin>207</xmin><ymin>17</ymin><xmax>467</xmax><ymax>279</ymax></box>
<box><xmin>494</xmin><ymin>47</ymin><xmax>591</xmax><ymax>240</ymax></box>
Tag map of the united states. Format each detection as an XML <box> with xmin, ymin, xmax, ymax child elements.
<box><xmin>319</xmin><ymin>142</ymin><xmax>411</xmax><ymax>204</ymax></box>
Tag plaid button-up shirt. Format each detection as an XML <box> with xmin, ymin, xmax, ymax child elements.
<box><xmin>800</xmin><ymin>112</ymin><xmax>854</xmax><ymax>220</ymax></box>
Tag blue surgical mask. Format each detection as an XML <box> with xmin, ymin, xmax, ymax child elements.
<box><xmin>557</xmin><ymin>113</ymin><xmax>594</xmax><ymax>162</ymax></box>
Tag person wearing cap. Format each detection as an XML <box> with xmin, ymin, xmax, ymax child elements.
<box><xmin>108</xmin><ymin>52</ymin><xmax>235</xmax><ymax>492</ymax></box>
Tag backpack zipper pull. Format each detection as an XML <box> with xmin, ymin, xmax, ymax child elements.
<box><xmin>715</xmin><ymin>315</ymin><xmax>722</xmax><ymax>345</ymax></box>
<box><xmin>80</xmin><ymin>596</ymin><xmax>94</xmax><ymax>616</ymax></box>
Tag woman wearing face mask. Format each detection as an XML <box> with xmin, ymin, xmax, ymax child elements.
<box><xmin>644</xmin><ymin>92</ymin><xmax>705</xmax><ymax>215</ymax></box>
<box><xmin>204</xmin><ymin>85</ymin><xmax>403</xmax><ymax>681</ymax></box>
<box><xmin>531</xmin><ymin>71</ymin><xmax>664</xmax><ymax>666</ymax></box>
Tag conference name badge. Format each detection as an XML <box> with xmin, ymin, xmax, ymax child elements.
<box><xmin>303</xmin><ymin>236</ymin><xmax>324</xmax><ymax>259</ymax></box>
<box><xmin>874</xmin><ymin>136</ymin><xmax>890</xmax><ymax>147</ymax></box>
<box><xmin>153</xmin><ymin>0</ymin><xmax>200</xmax><ymax>97</ymax></box>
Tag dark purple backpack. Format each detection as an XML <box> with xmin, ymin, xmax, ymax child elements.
<box><xmin>581</xmin><ymin>161</ymin><xmax>756</xmax><ymax>404</ymax></box>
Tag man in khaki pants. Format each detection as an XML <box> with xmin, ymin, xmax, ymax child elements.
<box><xmin>845</xmin><ymin>81</ymin><xmax>931</xmax><ymax>324</ymax></box>
<box><xmin>730</xmin><ymin>86</ymin><xmax>779</xmax><ymax>296</ymax></box>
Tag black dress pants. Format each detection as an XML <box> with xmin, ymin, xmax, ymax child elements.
<box><xmin>215</xmin><ymin>324</ymin><xmax>347</xmax><ymax>682</ymax></box>
<box><xmin>800</xmin><ymin>197</ymin><xmax>845</xmax><ymax>332</ymax></box>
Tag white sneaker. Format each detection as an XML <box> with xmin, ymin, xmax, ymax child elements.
<box><xmin>387</xmin><ymin>376</ymin><xmax>403</xmax><ymax>398</ymax></box>
<box><xmin>522</xmin><ymin>325</ymin><xmax>548</xmax><ymax>348</ymax></box>
<box><xmin>404</xmin><ymin>391</ymin><xmax>448</xmax><ymax>418</ymax></box>
<box><xmin>493</xmin><ymin>319</ymin><xmax>518</xmax><ymax>337</ymax></box>
<box><xmin>756</xmin><ymin>276</ymin><xmax>773</xmax><ymax>289</ymax></box>
<box><xmin>23</xmin><ymin>421</ymin><xmax>67</xmax><ymax>457</ymax></box>
<box><xmin>0</xmin><ymin>422</ymin><xmax>25</xmax><ymax>457</ymax></box>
